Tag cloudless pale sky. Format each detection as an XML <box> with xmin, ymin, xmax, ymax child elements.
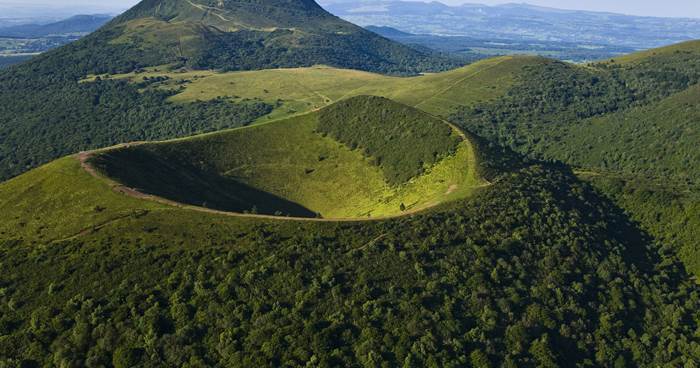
<box><xmin>1</xmin><ymin>0</ymin><xmax>699</xmax><ymax>19</ymax></box>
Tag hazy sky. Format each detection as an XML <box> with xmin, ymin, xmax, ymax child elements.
<box><xmin>1</xmin><ymin>0</ymin><xmax>699</xmax><ymax>19</ymax></box>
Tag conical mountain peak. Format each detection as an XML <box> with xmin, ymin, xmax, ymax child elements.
<box><xmin>82</xmin><ymin>0</ymin><xmax>453</xmax><ymax>75</ymax></box>
<box><xmin>114</xmin><ymin>0</ymin><xmax>333</xmax><ymax>30</ymax></box>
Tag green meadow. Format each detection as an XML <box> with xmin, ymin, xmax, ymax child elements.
<box><xmin>90</xmin><ymin>55</ymin><xmax>543</xmax><ymax>122</ymax></box>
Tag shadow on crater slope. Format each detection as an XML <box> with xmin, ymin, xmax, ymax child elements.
<box><xmin>88</xmin><ymin>96</ymin><xmax>486</xmax><ymax>219</ymax></box>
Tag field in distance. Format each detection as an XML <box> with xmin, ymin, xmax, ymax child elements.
<box><xmin>87</xmin><ymin>56</ymin><xmax>543</xmax><ymax>122</ymax></box>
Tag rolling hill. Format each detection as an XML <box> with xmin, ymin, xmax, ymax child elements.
<box><xmin>91</xmin><ymin>55</ymin><xmax>543</xmax><ymax>122</ymax></box>
<box><xmin>0</xmin><ymin>95</ymin><xmax>496</xmax><ymax>239</ymax></box>
<box><xmin>0</xmin><ymin>51</ymin><xmax>540</xmax><ymax>182</ymax></box>
<box><xmin>453</xmin><ymin>40</ymin><xmax>700</xmax><ymax>185</ymax></box>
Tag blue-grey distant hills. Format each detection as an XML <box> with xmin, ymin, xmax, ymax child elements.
<box><xmin>0</xmin><ymin>14</ymin><xmax>113</xmax><ymax>38</ymax></box>
<box><xmin>364</xmin><ymin>25</ymin><xmax>637</xmax><ymax>63</ymax></box>
<box><xmin>0</xmin><ymin>15</ymin><xmax>115</xmax><ymax>69</ymax></box>
<box><xmin>323</xmin><ymin>1</ymin><xmax>700</xmax><ymax>49</ymax></box>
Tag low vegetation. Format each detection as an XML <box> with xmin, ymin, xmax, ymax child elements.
<box><xmin>95</xmin><ymin>56</ymin><xmax>543</xmax><ymax>122</ymax></box>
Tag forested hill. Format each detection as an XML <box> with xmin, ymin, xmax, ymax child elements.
<box><xmin>66</xmin><ymin>0</ymin><xmax>458</xmax><ymax>76</ymax></box>
<box><xmin>451</xmin><ymin>40</ymin><xmax>700</xmax><ymax>277</ymax></box>
<box><xmin>1</xmin><ymin>145</ymin><xmax>700</xmax><ymax>365</ymax></box>
<box><xmin>0</xmin><ymin>0</ymin><xmax>459</xmax><ymax>182</ymax></box>
<box><xmin>453</xmin><ymin>40</ymin><xmax>700</xmax><ymax>187</ymax></box>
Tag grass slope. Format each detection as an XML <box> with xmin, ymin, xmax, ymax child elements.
<box><xmin>607</xmin><ymin>39</ymin><xmax>700</xmax><ymax>65</ymax></box>
<box><xmin>93</xmin><ymin>56</ymin><xmax>544</xmax><ymax>122</ymax></box>
<box><xmin>0</xmin><ymin>157</ymin><xmax>165</xmax><ymax>243</ymax></box>
<box><xmin>86</xmin><ymin>98</ymin><xmax>483</xmax><ymax>219</ymax></box>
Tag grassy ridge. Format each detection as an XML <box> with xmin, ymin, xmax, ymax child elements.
<box><xmin>94</xmin><ymin>56</ymin><xmax>543</xmax><ymax>122</ymax></box>
<box><xmin>318</xmin><ymin>96</ymin><xmax>460</xmax><ymax>185</ymax></box>
<box><xmin>608</xmin><ymin>39</ymin><xmax>700</xmax><ymax>64</ymax></box>
<box><xmin>87</xmin><ymin>101</ymin><xmax>484</xmax><ymax>219</ymax></box>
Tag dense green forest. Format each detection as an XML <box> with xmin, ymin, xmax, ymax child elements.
<box><xmin>0</xmin><ymin>75</ymin><xmax>271</xmax><ymax>181</ymax></box>
<box><xmin>2</xmin><ymin>161</ymin><xmax>700</xmax><ymax>367</ymax></box>
<box><xmin>451</xmin><ymin>44</ymin><xmax>700</xmax><ymax>185</ymax></box>
<box><xmin>582</xmin><ymin>173</ymin><xmax>700</xmax><ymax>276</ymax></box>
<box><xmin>451</xmin><ymin>41</ymin><xmax>700</xmax><ymax>279</ymax></box>
<box><xmin>193</xmin><ymin>28</ymin><xmax>460</xmax><ymax>75</ymax></box>
<box><xmin>0</xmin><ymin>56</ymin><xmax>33</xmax><ymax>69</ymax></box>
<box><xmin>318</xmin><ymin>96</ymin><xmax>461</xmax><ymax>185</ymax></box>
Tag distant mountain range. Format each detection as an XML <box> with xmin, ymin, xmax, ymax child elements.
<box><xmin>323</xmin><ymin>0</ymin><xmax>700</xmax><ymax>49</ymax></box>
<box><xmin>3</xmin><ymin>1</ymin><xmax>700</xmax><ymax>68</ymax></box>
<box><xmin>365</xmin><ymin>25</ymin><xmax>636</xmax><ymax>62</ymax></box>
<box><xmin>0</xmin><ymin>2</ymin><xmax>128</xmax><ymax>19</ymax></box>
<box><xmin>0</xmin><ymin>14</ymin><xmax>113</xmax><ymax>38</ymax></box>
<box><xmin>0</xmin><ymin>14</ymin><xmax>114</xmax><ymax>70</ymax></box>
